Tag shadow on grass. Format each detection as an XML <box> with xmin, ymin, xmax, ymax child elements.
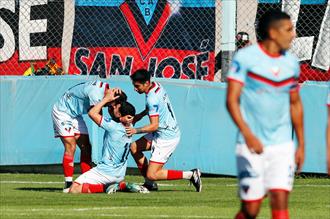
<box><xmin>16</xmin><ymin>187</ymin><xmax>62</xmax><ymax>192</ymax></box>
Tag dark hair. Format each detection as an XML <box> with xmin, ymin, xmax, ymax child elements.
<box><xmin>114</xmin><ymin>91</ymin><xmax>127</xmax><ymax>105</ymax></box>
<box><xmin>130</xmin><ymin>69</ymin><xmax>151</xmax><ymax>83</ymax></box>
<box><xmin>257</xmin><ymin>10</ymin><xmax>291</xmax><ymax>41</ymax></box>
<box><xmin>119</xmin><ymin>101</ymin><xmax>136</xmax><ymax>117</ymax></box>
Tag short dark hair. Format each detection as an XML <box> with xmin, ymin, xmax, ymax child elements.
<box><xmin>114</xmin><ymin>90</ymin><xmax>127</xmax><ymax>105</ymax></box>
<box><xmin>119</xmin><ymin>101</ymin><xmax>136</xmax><ymax>117</ymax></box>
<box><xmin>130</xmin><ymin>69</ymin><xmax>151</xmax><ymax>83</ymax></box>
<box><xmin>257</xmin><ymin>10</ymin><xmax>291</xmax><ymax>41</ymax></box>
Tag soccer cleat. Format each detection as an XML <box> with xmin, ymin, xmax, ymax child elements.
<box><xmin>106</xmin><ymin>183</ymin><xmax>120</xmax><ymax>194</ymax></box>
<box><xmin>142</xmin><ymin>181</ymin><xmax>158</xmax><ymax>191</ymax></box>
<box><xmin>126</xmin><ymin>183</ymin><xmax>150</xmax><ymax>193</ymax></box>
<box><xmin>63</xmin><ymin>181</ymin><xmax>72</xmax><ymax>193</ymax></box>
<box><xmin>190</xmin><ymin>168</ymin><xmax>202</xmax><ymax>192</ymax></box>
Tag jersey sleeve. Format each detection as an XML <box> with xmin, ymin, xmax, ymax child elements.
<box><xmin>87</xmin><ymin>85</ymin><xmax>104</xmax><ymax>106</ymax></box>
<box><xmin>147</xmin><ymin>95</ymin><xmax>160</xmax><ymax>117</ymax></box>
<box><xmin>290</xmin><ymin>56</ymin><xmax>301</xmax><ymax>92</ymax></box>
<box><xmin>227</xmin><ymin>51</ymin><xmax>248</xmax><ymax>85</ymax></box>
<box><xmin>100</xmin><ymin>117</ymin><xmax>115</xmax><ymax>131</ymax></box>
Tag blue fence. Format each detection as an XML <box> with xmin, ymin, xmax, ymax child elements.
<box><xmin>0</xmin><ymin>76</ymin><xmax>328</xmax><ymax>174</ymax></box>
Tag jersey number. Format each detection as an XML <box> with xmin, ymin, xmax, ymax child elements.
<box><xmin>121</xmin><ymin>143</ymin><xmax>130</xmax><ymax>162</ymax></box>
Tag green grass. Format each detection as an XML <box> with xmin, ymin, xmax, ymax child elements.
<box><xmin>0</xmin><ymin>174</ymin><xmax>329</xmax><ymax>219</ymax></box>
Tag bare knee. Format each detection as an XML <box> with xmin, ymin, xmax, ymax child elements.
<box><xmin>241</xmin><ymin>201</ymin><xmax>262</xmax><ymax>219</ymax></box>
<box><xmin>68</xmin><ymin>183</ymin><xmax>82</xmax><ymax>194</ymax></box>
<box><xmin>146</xmin><ymin>171</ymin><xmax>158</xmax><ymax>181</ymax></box>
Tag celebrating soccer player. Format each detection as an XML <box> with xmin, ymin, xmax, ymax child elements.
<box><xmin>126</xmin><ymin>69</ymin><xmax>202</xmax><ymax>192</ymax></box>
<box><xmin>51</xmin><ymin>81</ymin><xmax>126</xmax><ymax>192</ymax></box>
<box><xmin>226</xmin><ymin>10</ymin><xmax>305</xmax><ymax>219</ymax></box>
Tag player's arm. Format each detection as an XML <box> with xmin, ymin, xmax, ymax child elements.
<box><xmin>88</xmin><ymin>89</ymin><xmax>119</xmax><ymax>126</ymax></box>
<box><xmin>133</xmin><ymin>107</ymin><xmax>148</xmax><ymax>124</ymax></box>
<box><xmin>126</xmin><ymin>115</ymin><xmax>159</xmax><ymax>136</ymax></box>
<box><xmin>226</xmin><ymin>80</ymin><xmax>263</xmax><ymax>154</ymax></box>
<box><xmin>290</xmin><ymin>90</ymin><xmax>305</xmax><ymax>173</ymax></box>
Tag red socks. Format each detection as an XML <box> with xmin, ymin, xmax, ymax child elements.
<box><xmin>82</xmin><ymin>184</ymin><xmax>105</xmax><ymax>193</ymax></box>
<box><xmin>167</xmin><ymin>170</ymin><xmax>183</xmax><ymax>180</ymax></box>
<box><xmin>63</xmin><ymin>153</ymin><xmax>74</xmax><ymax>179</ymax></box>
<box><xmin>235</xmin><ymin>211</ymin><xmax>246</xmax><ymax>219</ymax></box>
<box><xmin>80</xmin><ymin>154</ymin><xmax>92</xmax><ymax>173</ymax></box>
<box><xmin>272</xmin><ymin>209</ymin><xmax>289</xmax><ymax>219</ymax></box>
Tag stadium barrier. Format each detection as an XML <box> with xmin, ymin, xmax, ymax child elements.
<box><xmin>0</xmin><ymin>76</ymin><xmax>328</xmax><ymax>175</ymax></box>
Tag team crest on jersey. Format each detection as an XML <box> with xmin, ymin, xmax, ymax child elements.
<box><xmin>270</xmin><ymin>66</ymin><xmax>281</xmax><ymax>77</ymax></box>
<box><xmin>242</xmin><ymin>184</ymin><xmax>250</xmax><ymax>193</ymax></box>
<box><xmin>231</xmin><ymin>60</ymin><xmax>241</xmax><ymax>73</ymax></box>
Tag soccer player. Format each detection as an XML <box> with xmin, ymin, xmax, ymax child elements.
<box><xmin>226</xmin><ymin>10</ymin><xmax>305</xmax><ymax>219</ymax></box>
<box><xmin>69</xmin><ymin>90</ymin><xmax>144</xmax><ymax>193</ymax></box>
<box><xmin>51</xmin><ymin>80</ymin><xmax>126</xmax><ymax>192</ymax></box>
<box><xmin>125</xmin><ymin>69</ymin><xmax>202</xmax><ymax>192</ymax></box>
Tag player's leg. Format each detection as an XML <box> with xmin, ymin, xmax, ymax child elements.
<box><xmin>52</xmin><ymin>107</ymin><xmax>77</xmax><ymax>192</ymax></box>
<box><xmin>69</xmin><ymin>168</ymin><xmax>115</xmax><ymax>194</ymax></box>
<box><xmin>265</xmin><ymin>142</ymin><xmax>295</xmax><ymax>219</ymax></box>
<box><xmin>234</xmin><ymin>143</ymin><xmax>265</xmax><ymax>218</ymax></box>
<box><xmin>76</xmin><ymin>134</ymin><xmax>92</xmax><ymax>173</ymax></box>
<box><xmin>75</xmin><ymin>116</ymin><xmax>92</xmax><ymax>173</ymax></box>
<box><xmin>60</xmin><ymin>136</ymin><xmax>77</xmax><ymax>192</ymax></box>
<box><xmin>147</xmin><ymin>136</ymin><xmax>202</xmax><ymax>192</ymax></box>
<box><xmin>269</xmin><ymin>190</ymin><xmax>289</xmax><ymax>219</ymax></box>
<box><xmin>130</xmin><ymin>135</ymin><xmax>152</xmax><ymax>177</ymax></box>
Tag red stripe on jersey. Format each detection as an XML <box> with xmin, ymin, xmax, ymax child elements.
<box><xmin>258</xmin><ymin>43</ymin><xmax>282</xmax><ymax>58</ymax></box>
<box><xmin>98</xmin><ymin>116</ymin><xmax>103</xmax><ymax>127</ymax></box>
<box><xmin>149</xmin><ymin>160</ymin><xmax>165</xmax><ymax>165</ymax></box>
<box><xmin>99</xmin><ymin>82</ymin><xmax>103</xmax><ymax>88</ymax></box>
<box><xmin>155</xmin><ymin>87</ymin><xmax>160</xmax><ymax>93</ymax></box>
<box><xmin>146</xmin><ymin>82</ymin><xmax>156</xmax><ymax>94</ymax></box>
<box><xmin>247</xmin><ymin>72</ymin><xmax>296</xmax><ymax>87</ymax></box>
<box><xmin>149</xmin><ymin>114</ymin><xmax>159</xmax><ymax>117</ymax></box>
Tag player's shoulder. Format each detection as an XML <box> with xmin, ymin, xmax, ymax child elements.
<box><xmin>283</xmin><ymin>50</ymin><xmax>299</xmax><ymax>63</ymax></box>
<box><xmin>234</xmin><ymin>44</ymin><xmax>259</xmax><ymax>62</ymax></box>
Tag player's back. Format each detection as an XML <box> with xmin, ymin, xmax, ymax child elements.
<box><xmin>146</xmin><ymin>82</ymin><xmax>180</xmax><ymax>140</ymax></box>
<box><xmin>54</xmin><ymin>81</ymin><xmax>108</xmax><ymax>117</ymax></box>
<box><xmin>97</xmin><ymin>117</ymin><xmax>131</xmax><ymax>178</ymax></box>
<box><xmin>228</xmin><ymin>44</ymin><xmax>300</xmax><ymax>146</ymax></box>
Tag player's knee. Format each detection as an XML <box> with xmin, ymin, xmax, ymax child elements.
<box><xmin>68</xmin><ymin>183</ymin><xmax>81</xmax><ymax>194</ymax></box>
<box><xmin>146</xmin><ymin>171</ymin><xmax>158</xmax><ymax>181</ymax></box>
<box><xmin>130</xmin><ymin>142</ymin><xmax>138</xmax><ymax>154</ymax></box>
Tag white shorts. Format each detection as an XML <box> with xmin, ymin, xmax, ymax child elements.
<box><xmin>236</xmin><ymin>141</ymin><xmax>295</xmax><ymax>201</ymax></box>
<box><xmin>144</xmin><ymin>133</ymin><xmax>180</xmax><ymax>164</ymax></box>
<box><xmin>75</xmin><ymin>168</ymin><xmax>124</xmax><ymax>185</ymax></box>
<box><xmin>52</xmin><ymin>106</ymin><xmax>88</xmax><ymax>137</ymax></box>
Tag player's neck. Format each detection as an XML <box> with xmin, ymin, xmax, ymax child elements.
<box><xmin>259</xmin><ymin>41</ymin><xmax>282</xmax><ymax>58</ymax></box>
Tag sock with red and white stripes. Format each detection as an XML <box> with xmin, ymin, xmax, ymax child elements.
<box><xmin>81</xmin><ymin>184</ymin><xmax>105</xmax><ymax>193</ymax></box>
<box><xmin>167</xmin><ymin>170</ymin><xmax>183</xmax><ymax>180</ymax></box>
<box><xmin>63</xmin><ymin>153</ymin><xmax>74</xmax><ymax>182</ymax></box>
<box><xmin>272</xmin><ymin>209</ymin><xmax>289</xmax><ymax>219</ymax></box>
<box><xmin>80</xmin><ymin>154</ymin><xmax>92</xmax><ymax>173</ymax></box>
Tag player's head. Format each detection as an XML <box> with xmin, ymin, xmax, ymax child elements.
<box><xmin>108</xmin><ymin>90</ymin><xmax>127</xmax><ymax>118</ymax></box>
<box><xmin>130</xmin><ymin>69</ymin><xmax>152</xmax><ymax>94</ymax></box>
<box><xmin>257</xmin><ymin>10</ymin><xmax>295</xmax><ymax>50</ymax></box>
<box><xmin>118</xmin><ymin>101</ymin><xmax>136</xmax><ymax>125</ymax></box>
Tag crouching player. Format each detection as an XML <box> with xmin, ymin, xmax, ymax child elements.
<box><xmin>69</xmin><ymin>89</ymin><xmax>147</xmax><ymax>194</ymax></box>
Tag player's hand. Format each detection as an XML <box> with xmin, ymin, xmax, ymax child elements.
<box><xmin>244</xmin><ymin>133</ymin><xmax>264</xmax><ymax>154</ymax></box>
<box><xmin>104</xmin><ymin>88</ymin><xmax>119</xmax><ymax>102</ymax></box>
<box><xmin>125</xmin><ymin>127</ymin><xmax>137</xmax><ymax>137</ymax></box>
<box><xmin>121</xmin><ymin>115</ymin><xmax>134</xmax><ymax>124</ymax></box>
<box><xmin>295</xmin><ymin>144</ymin><xmax>304</xmax><ymax>174</ymax></box>
<box><xmin>112</xmin><ymin>88</ymin><xmax>122</xmax><ymax>95</ymax></box>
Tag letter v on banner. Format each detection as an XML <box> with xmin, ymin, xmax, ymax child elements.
<box><xmin>120</xmin><ymin>1</ymin><xmax>170</xmax><ymax>60</ymax></box>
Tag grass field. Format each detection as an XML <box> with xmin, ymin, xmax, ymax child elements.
<box><xmin>0</xmin><ymin>174</ymin><xmax>329</xmax><ymax>219</ymax></box>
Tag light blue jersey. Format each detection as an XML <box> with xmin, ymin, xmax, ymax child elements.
<box><xmin>146</xmin><ymin>82</ymin><xmax>180</xmax><ymax>140</ymax></box>
<box><xmin>228</xmin><ymin>44</ymin><xmax>300</xmax><ymax>146</ymax></box>
<box><xmin>54</xmin><ymin>81</ymin><xmax>108</xmax><ymax>117</ymax></box>
<box><xmin>95</xmin><ymin>117</ymin><xmax>131</xmax><ymax>178</ymax></box>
